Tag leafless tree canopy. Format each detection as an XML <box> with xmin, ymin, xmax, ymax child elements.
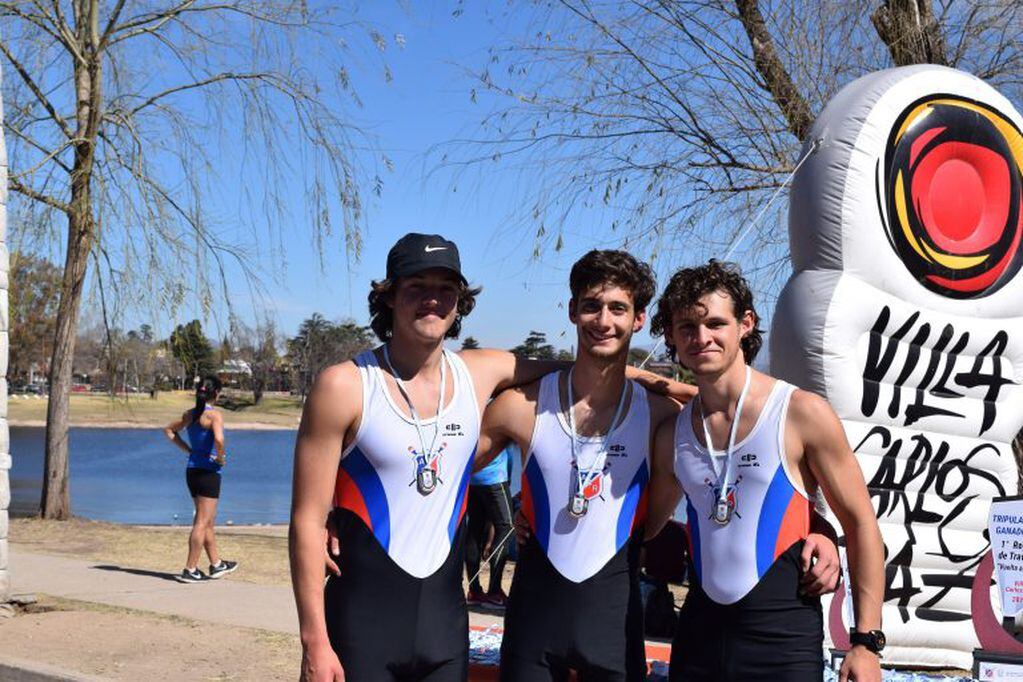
<box><xmin>445</xmin><ymin>0</ymin><xmax>1023</xmax><ymax>280</ymax></box>
<box><xmin>1</xmin><ymin>0</ymin><xmax>395</xmax><ymax>517</ymax></box>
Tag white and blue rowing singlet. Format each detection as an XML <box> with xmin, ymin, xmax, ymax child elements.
<box><xmin>673</xmin><ymin>379</ymin><xmax>810</xmax><ymax>605</ymax></box>
<box><xmin>332</xmin><ymin>348</ymin><xmax>480</xmax><ymax>579</ymax></box>
<box><xmin>521</xmin><ymin>371</ymin><xmax>650</xmax><ymax>583</ymax></box>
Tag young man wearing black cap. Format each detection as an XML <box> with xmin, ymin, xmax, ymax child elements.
<box><xmin>290</xmin><ymin>234</ymin><xmax>691</xmax><ymax>681</ymax></box>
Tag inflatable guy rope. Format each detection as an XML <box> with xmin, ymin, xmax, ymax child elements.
<box><xmin>771</xmin><ymin>65</ymin><xmax>1023</xmax><ymax>669</ymax></box>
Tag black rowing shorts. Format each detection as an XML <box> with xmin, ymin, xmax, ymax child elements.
<box><xmin>325</xmin><ymin>508</ymin><xmax>469</xmax><ymax>681</ymax></box>
<box><xmin>500</xmin><ymin>535</ymin><xmax>646</xmax><ymax>682</ymax></box>
<box><xmin>669</xmin><ymin>541</ymin><xmax>824</xmax><ymax>681</ymax></box>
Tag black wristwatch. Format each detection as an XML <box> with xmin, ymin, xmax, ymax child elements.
<box><xmin>850</xmin><ymin>629</ymin><xmax>886</xmax><ymax>655</ymax></box>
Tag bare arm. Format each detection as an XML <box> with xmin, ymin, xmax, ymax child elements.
<box><xmin>211</xmin><ymin>412</ymin><xmax>226</xmax><ymax>463</ymax></box>
<box><xmin>289</xmin><ymin>363</ymin><xmax>360</xmax><ymax>680</ymax></box>
<box><xmin>793</xmin><ymin>391</ymin><xmax>883</xmax><ymax>677</ymax></box>
<box><xmin>459</xmin><ymin>348</ymin><xmax>568</xmax><ymax>403</ymax></box>
<box><xmin>645</xmin><ymin>413</ymin><xmax>683</xmax><ymax>541</ymax></box>
<box><xmin>163</xmin><ymin>411</ymin><xmax>192</xmax><ymax>455</ymax></box>
<box><xmin>626</xmin><ymin>366</ymin><xmax>698</xmax><ymax>405</ymax></box>
<box><xmin>474</xmin><ymin>386</ymin><xmax>534</xmax><ymax>472</ymax></box>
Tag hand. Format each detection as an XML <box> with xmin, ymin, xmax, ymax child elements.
<box><xmin>839</xmin><ymin>645</ymin><xmax>881</xmax><ymax>682</ymax></box>
<box><xmin>214</xmin><ymin>452</ymin><xmax>226</xmax><ymax>467</ymax></box>
<box><xmin>300</xmin><ymin>641</ymin><xmax>344</xmax><ymax>682</ymax></box>
<box><xmin>799</xmin><ymin>532</ymin><xmax>841</xmax><ymax>596</ymax></box>
<box><xmin>324</xmin><ymin>517</ymin><xmax>340</xmax><ymax>577</ymax></box>
<box><xmin>513</xmin><ymin>508</ymin><xmax>531</xmax><ymax>546</ymax></box>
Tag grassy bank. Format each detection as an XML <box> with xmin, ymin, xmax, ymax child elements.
<box><xmin>7</xmin><ymin>390</ymin><xmax>303</xmax><ymax>428</ymax></box>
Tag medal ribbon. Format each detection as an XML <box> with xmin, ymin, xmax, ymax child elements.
<box><xmin>697</xmin><ymin>365</ymin><xmax>752</xmax><ymax>516</ymax></box>
<box><xmin>566</xmin><ymin>367</ymin><xmax>629</xmax><ymax>501</ymax></box>
<box><xmin>382</xmin><ymin>345</ymin><xmax>448</xmax><ymax>469</ymax></box>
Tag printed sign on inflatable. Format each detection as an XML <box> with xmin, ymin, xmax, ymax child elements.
<box><xmin>770</xmin><ymin>65</ymin><xmax>1023</xmax><ymax>669</ymax></box>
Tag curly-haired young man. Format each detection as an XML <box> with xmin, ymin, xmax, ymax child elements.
<box><xmin>646</xmin><ymin>260</ymin><xmax>884</xmax><ymax>682</ymax></box>
<box><xmin>477</xmin><ymin>252</ymin><xmax>840</xmax><ymax>682</ymax></box>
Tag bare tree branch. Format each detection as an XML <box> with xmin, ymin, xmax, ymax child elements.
<box><xmin>8</xmin><ymin>176</ymin><xmax>70</xmax><ymax>212</ymax></box>
<box><xmin>872</xmin><ymin>0</ymin><xmax>948</xmax><ymax>66</ymax></box>
<box><xmin>734</xmin><ymin>0</ymin><xmax>813</xmax><ymax>142</ymax></box>
<box><xmin>0</xmin><ymin>38</ymin><xmax>75</xmax><ymax>139</ymax></box>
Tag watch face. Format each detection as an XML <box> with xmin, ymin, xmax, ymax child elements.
<box><xmin>874</xmin><ymin>631</ymin><xmax>886</xmax><ymax>649</ymax></box>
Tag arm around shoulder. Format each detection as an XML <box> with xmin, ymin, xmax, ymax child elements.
<box><xmin>460</xmin><ymin>348</ymin><xmax>567</xmax><ymax>400</ymax></box>
<box><xmin>475</xmin><ymin>384</ymin><xmax>534</xmax><ymax>472</ymax></box>
<box><xmin>645</xmin><ymin>413</ymin><xmax>682</xmax><ymax>541</ymax></box>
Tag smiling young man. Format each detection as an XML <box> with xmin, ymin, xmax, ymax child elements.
<box><xmin>479</xmin><ymin>251</ymin><xmax>844</xmax><ymax>682</ymax></box>
<box><xmin>476</xmin><ymin>249</ymin><xmax>679</xmax><ymax>682</ymax></box>
<box><xmin>646</xmin><ymin>261</ymin><xmax>884</xmax><ymax>682</ymax></box>
<box><xmin>289</xmin><ymin>233</ymin><xmax>577</xmax><ymax>682</ymax></box>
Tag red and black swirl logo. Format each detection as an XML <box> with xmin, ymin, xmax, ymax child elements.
<box><xmin>880</xmin><ymin>95</ymin><xmax>1023</xmax><ymax>298</ymax></box>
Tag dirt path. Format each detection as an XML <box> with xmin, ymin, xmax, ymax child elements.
<box><xmin>0</xmin><ymin>598</ymin><xmax>300</xmax><ymax>681</ymax></box>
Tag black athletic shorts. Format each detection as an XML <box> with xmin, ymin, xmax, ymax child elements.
<box><xmin>185</xmin><ymin>467</ymin><xmax>221</xmax><ymax>499</ymax></box>
<box><xmin>669</xmin><ymin>541</ymin><xmax>824</xmax><ymax>682</ymax></box>
<box><xmin>500</xmin><ymin>534</ymin><xmax>646</xmax><ymax>682</ymax></box>
<box><xmin>325</xmin><ymin>508</ymin><xmax>468</xmax><ymax>682</ymax></box>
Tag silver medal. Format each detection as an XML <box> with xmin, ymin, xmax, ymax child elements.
<box><xmin>383</xmin><ymin>345</ymin><xmax>448</xmax><ymax>499</ymax></box>
<box><xmin>568</xmin><ymin>493</ymin><xmax>588</xmax><ymax>518</ymax></box>
<box><xmin>699</xmin><ymin>366</ymin><xmax>751</xmax><ymax>529</ymax></box>
<box><xmin>416</xmin><ymin>467</ymin><xmax>436</xmax><ymax>496</ymax></box>
<box><xmin>713</xmin><ymin>499</ymin><xmax>731</xmax><ymax>525</ymax></box>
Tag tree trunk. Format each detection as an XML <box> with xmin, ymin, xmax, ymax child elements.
<box><xmin>40</xmin><ymin>2</ymin><xmax>101</xmax><ymax>519</ymax></box>
<box><xmin>872</xmin><ymin>0</ymin><xmax>948</xmax><ymax>66</ymax></box>
<box><xmin>40</xmin><ymin>200</ymin><xmax>93</xmax><ymax>519</ymax></box>
<box><xmin>735</xmin><ymin>0</ymin><xmax>814</xmax><ymax>142</ymax></box>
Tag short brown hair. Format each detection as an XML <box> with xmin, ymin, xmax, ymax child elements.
<box><xmin>367</xmin><ymin>277</ymin><xmax>482</xmax><ymax>342</ymax></box>
<box><xmin>650</xmin><ymin>260</ymin><xmax>763</xmax><ymax>365</ymax></box>
<box><xmin>569</xmin><ymin>250</ymin><xmax>656</xmax><ymax>312</ymax></box>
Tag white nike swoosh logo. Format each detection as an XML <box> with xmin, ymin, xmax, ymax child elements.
<box><xmin>424</xmin><ymin>246</ymin><xmax>447</xmax><ymax>252</ymax></box>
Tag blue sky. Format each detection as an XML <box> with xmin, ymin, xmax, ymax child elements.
<box><xmin>100</xmin><ymin>2</ymin><xmax>784</xmax><ymax>354</ymax></box>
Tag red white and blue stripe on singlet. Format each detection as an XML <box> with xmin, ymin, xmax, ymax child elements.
<box><xmin>335</xmin><ymin>447</ymin><xmax>391</xmax><ymax>549</ymax></box>
<box><xmin>676</xmin><ymin>380</ymin><xmax>811</xmax><ymax>604</ymax></box>
<box><xmin>329</xmin><ymin>349</ymin><xmax>481</xmax><ymax>579</ymax></box>
<box><xmin>684</xmin><ymin>462</ymin><xmax>809</xmax><ymax>585</ymax></box>
<box><xmin>521</xmin><ymin>456</ymin><xmax>649</xmax><ymax>552</ymax></box>
<box><xmin>520</xmin><ymin>373</ymin><xmax>652</xmax><ymax>582</ymax></box>
<box><xmin>334</xmin><ymin>445</ymin><xmax>476</xmax><ymax>551</ymax></box>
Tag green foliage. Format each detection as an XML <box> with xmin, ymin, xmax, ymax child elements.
<box><xmin>510</xmin><ymin>330</ymin><xmax>557</xmax><ymax>359</ymax></box>
<box><xmin>461</xmin><ymin>336</ymin><xmax>481</xmax><ymax>350</ymax></box>
<box><xmin>9</xmin><ymin>253</ymin><xmax>62</xmax><ymax>382</ymax></box>
<box><xmin>169</xmin><ymin>320</ymin><xmax>216</xmax><ymax>384</ymax></box>
<box><xmin>287</xmin><ymin>314</ymin><xmax>375</xmax><ymax>397</ymax></box>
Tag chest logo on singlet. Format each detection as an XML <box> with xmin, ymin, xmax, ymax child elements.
<box><xmin>705</xmin><ymin>475</ymin><xmax>743</xmax><ymax>521</ymax></box>
<box><xmin>409</xmin><ymin>442</ymin><xmax>447</xmax><ymax>493</ymax></box>
<box><xmin>572</xmin><ymin>460</ymin><xmax>612</xmax><ymax>501</ymax></box>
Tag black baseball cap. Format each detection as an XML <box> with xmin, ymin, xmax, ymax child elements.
<box><xmin>386</xmin><ymin>233</ymin><xmax>467</xmax><ymax>284</ymax></box>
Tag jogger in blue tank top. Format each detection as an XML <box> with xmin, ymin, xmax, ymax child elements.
<box><xmin>163</xmin><ymin>375</ymin><xmax>238</xmax><ymax>583</ymax></box>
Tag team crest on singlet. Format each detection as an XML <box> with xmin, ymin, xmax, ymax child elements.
<box><xmin>705</xmin><ymin>475</ymin><xmax>743</xmax><ymax>520</ymax></box>
<box><xmin>572</xmin><ymin>460</ymin><xmax>612</xmax><ymax>501</ymax></box>
<box><xmin>410</xmin><ymin>442</ymin><xmax>446</xmax><ymax>486</ymax></box>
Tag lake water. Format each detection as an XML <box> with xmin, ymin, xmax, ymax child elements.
<box><xmin>8</xmin><ymin>427</ymin><xmax>525</xmax><ymax>525</ymax></box>
<box><xmin>9</xmin><ymin>427</ymin><xmax>298</xmax><ymax>524</ymax></box>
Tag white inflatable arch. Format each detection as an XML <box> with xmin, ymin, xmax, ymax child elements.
<box><xmin>771</xmin><ymin>65</ymin><xmax>1023</xmax><ymax>669</ymax></box>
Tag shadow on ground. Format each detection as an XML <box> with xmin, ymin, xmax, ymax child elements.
<box><xmin>92</xmin><ymin>564</ymin><xmax>181</xmax><ymax>582</ymax></box>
